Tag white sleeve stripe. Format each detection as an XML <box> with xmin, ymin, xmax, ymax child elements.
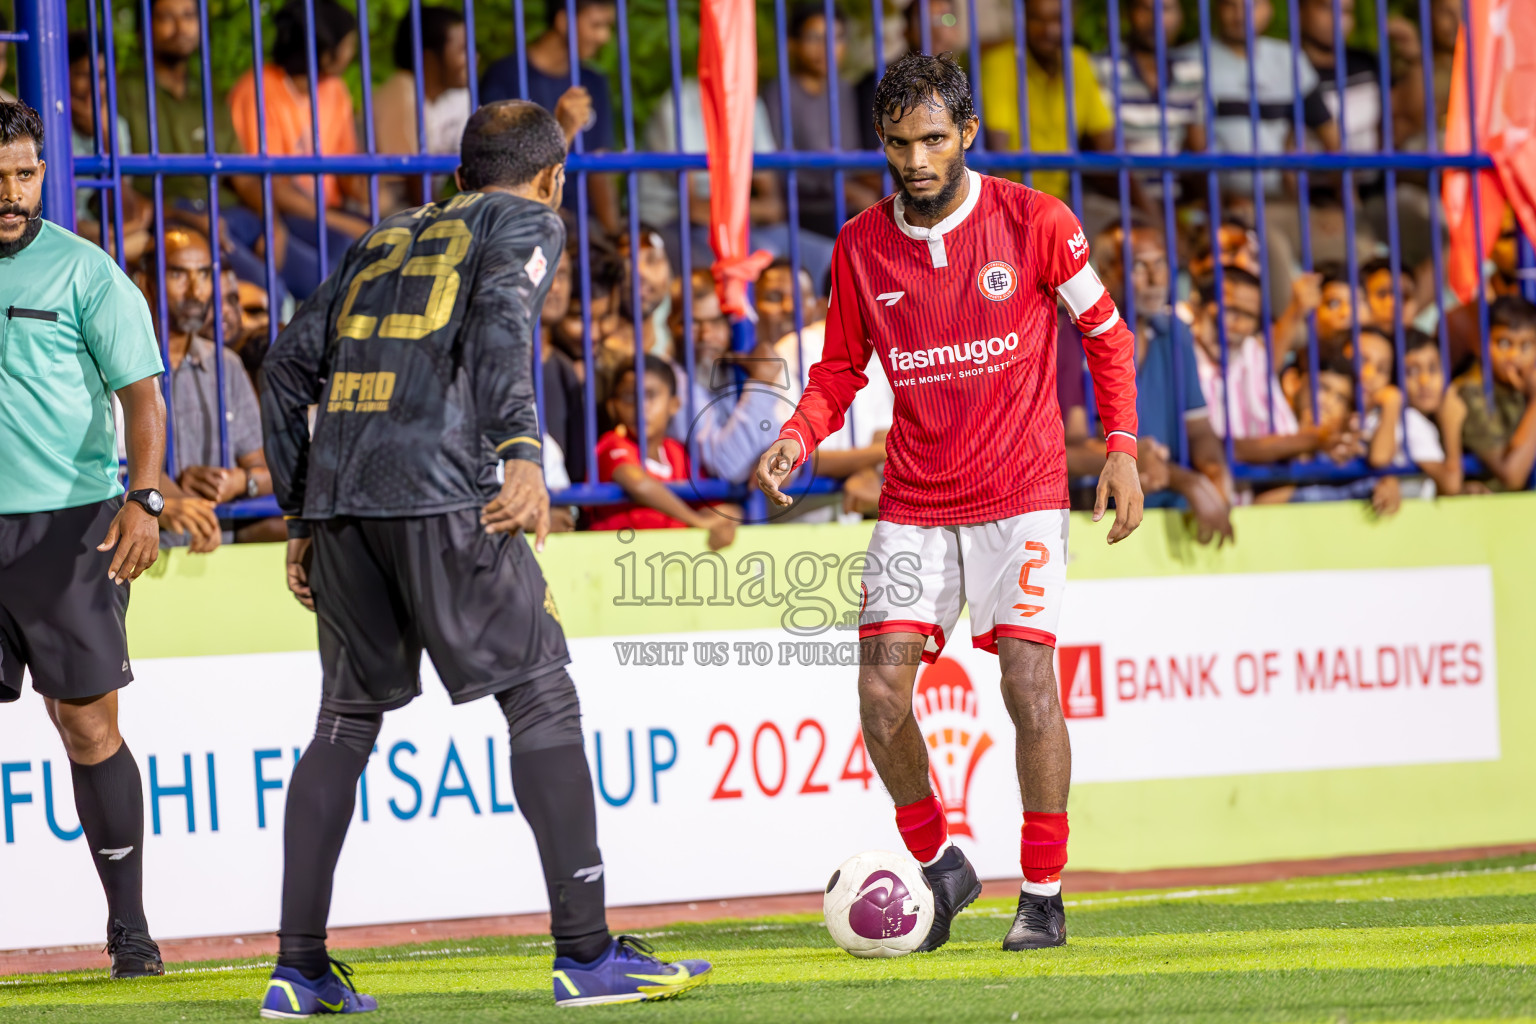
<box><xmin>1106</xmin><ymin>430</ymin><xmax>1137</xmax><ymax>444</ymax></box>
<box><xmin>1083</xmin><ymin>309</ymin><xmax>1121</xmax><ymax>337</ymax></box>
<box><xmin>1056</xmin><ymin>263</ymin><xmax>1106</xmax><ymax>319</ymax></box>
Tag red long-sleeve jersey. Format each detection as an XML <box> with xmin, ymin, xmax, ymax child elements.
<box><xmin>777</xmin><ymin>171</ymin><xmax>1138</xmax><ymax>526</ymax></box>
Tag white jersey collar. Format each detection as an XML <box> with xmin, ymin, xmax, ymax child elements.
<box><xmin>892</xmin><ymin>168</ymin><xmax>983</xmax><ymax>268</ymax></box>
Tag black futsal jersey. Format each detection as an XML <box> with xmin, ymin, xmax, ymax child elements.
<box><xmin>259</xmin><ymin>190</ymin><xmax>570</xmax><ymax>711</ymax></box>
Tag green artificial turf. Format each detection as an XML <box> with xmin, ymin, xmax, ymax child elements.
<box><xmin>4</xmin><ymin>855</ymin><xmax>1535</xmax><ymax>1023</ymax></box>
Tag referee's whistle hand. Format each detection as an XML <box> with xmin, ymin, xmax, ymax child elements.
<box><xmin>756</xmin><ymin>439</ymin><xmax>801</xmax><ymax>507</ymax></box>
<box><xmin>99</xmin><ymin>503</ymin><xmax>160</xmax><ymax>584</ymax></box>
<box><xmin>1094</xmin><ymin>450</ymin><xmax>1145</xmax><ymax>546</ymax></box>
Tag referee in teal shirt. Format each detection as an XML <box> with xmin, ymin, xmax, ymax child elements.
<box><xmin>0</xmin><ymin>101</ymin><xmax>167</xmax><ymax>978</ymax></box>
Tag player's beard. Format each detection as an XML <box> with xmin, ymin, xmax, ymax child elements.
<box><xmin>0</xmin><ymin>200</ymin><xmax>43</xmax><ymax>259</ymax></box>
<box><xmin>892</xmin><ymin>155</ymin><xmax>967</xmax><ymax>220</ymax></box>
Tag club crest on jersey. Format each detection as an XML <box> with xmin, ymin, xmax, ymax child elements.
<box><xmin>525</xmin><ymin>245</ymin><xmax>549</xmax><ymax>286</ymax></box>
<box><xmin>977</xmin><ymin>260</ymin><xmax>1017</xmax><ymax>301</ymax></box>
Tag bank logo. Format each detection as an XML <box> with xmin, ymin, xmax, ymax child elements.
<box><xmin>525</xmin><ymin>245</ymin><xmax>549</xmax><ymax>286</ymax></box>
<box><xmin>977</xmin><ymin>260</ymin><xmax>1017</xmax><ymax>301</ymax></box>
<box><xmin>913</xmin><ymin>658</ymin><xmax>993</xmax><ymax>839</ymax></box>
<box><xmin>1058</xmin><ymin>645</ymin><xmax>1104</xmax><ymax>719</ymax></box>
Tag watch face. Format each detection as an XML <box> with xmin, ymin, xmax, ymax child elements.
<box><xmin>145</xmin><ymin>490</ymin><xmax>165</xmax><ymax>514</ymax></box>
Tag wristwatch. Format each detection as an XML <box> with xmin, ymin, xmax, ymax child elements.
<box><xmin>245</xmin><ymin>468</ymin><xmax>259</xmax><ymax>498</ymax></box>
<box><xmin>126</xmin><ymin>488</ymin><xmax>165</xmax><ymax>518</ymax></box>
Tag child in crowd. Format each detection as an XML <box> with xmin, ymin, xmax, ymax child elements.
<box><xmin>1268</xmin><ymin>356</ymin><xmax>1399</xmax><ymax>513</ymax></box>
<box><xmin>1192</xmin><ymin>267</ymin><xmax>1360</xmax><ymax>465</ymax></box>
<box><xmin>1357</xmin><ymin>327</ymin><xmax>1449</xmax><ymax>499</ymax></box>
<box><xmin>1455</xmin><ymin>295</ymin><xmax>1536</xmax><ymax>490</ymax></box>
<box><xmin>1316</xmin><ymin>262</ymin><xmax>1371</xmax><ymax>343</ymax></box>
<box><xmin>587</xmin><ymin>355</ymin><xmax>738</xmax><ymax>549</ymax></box>
<box><xmin>1360</xmin><ymin>257</ymin><xmax>1419</xmax><ymax>334</ymax></box>
<box><xmin>1401</xmin><ymin>329</ymin><xmax>1466</xmax><ymax>496</ymax></box>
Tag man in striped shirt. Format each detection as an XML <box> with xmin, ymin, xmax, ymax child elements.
<box><xmin>757</xmin><ymin>53</ymin><xmax>1142</xmax><ymax>954</ymax></box>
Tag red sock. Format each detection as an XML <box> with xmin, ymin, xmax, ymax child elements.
<box><xmin>1021</xmin><ymin>811</ymin><xmax>1068</xmax><ymax>882</ymax></box>
<box><xmin>895</xmin><ymin>796</ymin><xmax>948</xmax><ymax>864</ymax></box>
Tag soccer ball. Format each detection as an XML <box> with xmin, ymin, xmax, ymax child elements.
<box><xmin>823</xmin><ymin>851</ymin><xmax>934</xmax><ymax>958</ymax></box>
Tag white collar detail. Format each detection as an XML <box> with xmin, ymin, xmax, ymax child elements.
<box><xmin>893</xmin><ymin>168</ymin><xmax>984</xmax><ymax>269</ymax></box>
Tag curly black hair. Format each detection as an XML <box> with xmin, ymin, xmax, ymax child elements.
<box><xmin>0</xmin><ymin>100</ymin><xmax>45</xmax><ymax>157</ymax></box>
<box><xmin>870</xmin><ymin>51</ymin><xmax>975</xmax><ymax>140</ymax></box>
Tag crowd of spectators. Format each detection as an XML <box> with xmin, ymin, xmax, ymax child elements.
<box><xmin>10</xmin><ymin>0</ymin><xmax>1529</xmax><ymax>553</ymax></box>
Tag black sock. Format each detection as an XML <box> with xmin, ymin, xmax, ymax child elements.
<box><xmin>70</xmin><ymin>743</ymin><xmax>148</xmax><ymax>935</ymax></box>
<box><xmin>276</xmin><ymin>713</ymin><xmax>378</xmax><ymax>979</ymax></box>
<box><xmin>511</xmin><ymin>744</ymin><xmax>612</xmax><ymax>963</ymax></box>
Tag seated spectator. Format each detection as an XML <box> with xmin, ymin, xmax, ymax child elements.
<box><xmin>588</xmin><ymin>355</ymin><xmax>738</xmax><ymax>549</ymax></box>
<box><xmin>1401</xmin><ymin>328</ymin><xmax>1466</xmax><ymax>495</ymax></box>
<box><xmin>856</xmin><ymin>0</ymin><xmax>966</xmax><ymax>151</ymax></box>
<box><xmin>664</xmin><ymin>270</ymin><xmax>790</xmax><ymax>484</ymax></box>
<box><xmin>538</xmin><ymin>249</ymin><xmax>590</xmax><ymax>490</ymax></box>
<box><xmin>134</xmin><ymin>226</ymin><xmax>280</xmax><ymax>548</ymax></box>
<box><xmin>1064</xmin><ymin>223</ymin><xmax>1234</xmax><ymax>544</ymax></box>
<box><xmin>1455</xmin><ymin>295</ymin><xmax>1536</xmax><ymax>490</ymax></box>
<box><xmin>1299</xmin><ymin>0</ymin><xmax>1435</xmax><ymax>274</ymax></box>
<box><xmin>118</xmin><ymin>0</ymin><xmax>276</xmax><ymax>296</ymax></box>
<box><xmin>1446</xmin><ymin>208</ymin><xmax>1526</xmax><ymax>374</ymax></box>
<box><xmin>1357</xmin><ymin>327</ymin><xmax>1445</xmax><ymax>499</ymax></box>
<box><xmin>229</xmin><ymin>0</ymin><xmax>372</xmax><ymax>299</ymax></box>
<box><xmin>1185</xmin><ymin>0</ymin><xmax>1340</xmax><ymax>304</ymax></box>
<box><xmin>757</xmin><ymin>258</ymin><xmax>822</xmax><ymax>363</ymax></box>
<box><xmin>767</xmin><ymin>260</ymin><xmax>891</xmax><ymax>521</ymax></box>
<box><xmin>221</xmin><ymin>268</ymin><xmax>273</xmax><ymax>383</ymax></box>
<box><xmin>1092</xmin><ymin>0</ymin><xmax>1206</xmax><ymax>205</ymax></box>
<box><xmin>981</xmin><ymin>0</ymin><xmax>1122</xmax><ymax>221</ymax></box>
<box><xmin>762</xmin><ymin>2</ymin><xmax>881</xmax><ymax>238</ymax></box>
<box><xmin>374</xmin><ymin>5</ymin><xmax>471</xmax><ymax>213</ymax></box>
<box><xmin>480</xmin><ymin>0</ymin><xmax>620</xmax><ymax>235</ymax></box>
<box><xmin>68</xmin><ymin>31</ymin><xmax>152</xmax><ymax>258</ymax></box>
<box><xmin>1193</xmin><ymin>267</ymin><xmax>1361</xmax><ymax>465</ymax></box>
<box><xmin>1189</xmin><ymin>0</ymin><xmax>1338</xmax><ymax>196</ymax></box>
<box><xmin>637</xmin><ymin>78</ymin><xmax>835</xmax><ymax>294</ymax></box>
<box><xmin>1360</xmin><ymin>256</ymin><xmax>1420</xmax><ymax>335</ymax></box>
<box><xmin>550</xmin><ymin>233</ymin><xmax>627</xmax><ymax>383</ymax></box>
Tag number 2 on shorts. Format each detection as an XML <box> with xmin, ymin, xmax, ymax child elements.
<box><xmin>1012</xmin><ymin>541</ymin><xmax>1050</xmax><ymax>618</ymax></box>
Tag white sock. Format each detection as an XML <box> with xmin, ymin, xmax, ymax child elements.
<box><xmin>920</xmin><ymin>840</ymin><xmax>954</xmax><ymax>868</ymax></box>
<box><xmin>1021</xmin><ymin>879</ymin><xmax>1061</xmax><ymax>897</ymax></box>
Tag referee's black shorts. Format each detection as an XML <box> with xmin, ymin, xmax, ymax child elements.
<box><xmin>0</xmin><ymin>498</ymin><xmax>133</xmax><ymax>703</ymax></box>
<box><xmin>310</xmin><ymin>508</ymin><xmax>571</xmax><ymax>713</ymax></box>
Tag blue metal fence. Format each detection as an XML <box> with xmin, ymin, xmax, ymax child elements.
<box><xmin>8</xmin><ymin>0</ymin><xmax>1521</xmax><ymax>528</ymax></box>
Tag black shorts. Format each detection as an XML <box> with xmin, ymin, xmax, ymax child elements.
<box><xmin>0</xmin><ymin>498</ymin><xmax>133</xmax><ymax>703</ymax></box>
<box><xmin>311</xmin><ymin>509</ymin><xmax>571</xmax><ymax>713</ymax></box>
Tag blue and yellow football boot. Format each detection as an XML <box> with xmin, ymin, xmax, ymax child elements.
<box><xmin>550</xmin><ymin>935</ymin><xmax>711</xmax><ymax>1007</ymax></box>
<box><xmin>260</xmin><ymin>959</ymin><xmax>378</xmax><ymax>1018</ymax></box>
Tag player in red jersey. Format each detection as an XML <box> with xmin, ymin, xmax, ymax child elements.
<box><xmin>757</xmin><ymin>53</ymin><xmax>1143</xmax><ymax>952</ymax></box>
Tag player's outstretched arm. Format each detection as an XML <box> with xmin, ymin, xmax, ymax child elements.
<box><xmin>1094</xmin><ymin>450</ymin><xmax>1145</xmax><ymax>544</ymax></box>
<box><xmin>756</xmin><ymin>438</ymin><xmax>803</xmax><ymax>507</ymax></box>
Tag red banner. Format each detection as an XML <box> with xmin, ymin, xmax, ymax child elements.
<box><xmin>1444</xmin><ymin>0</ymin><xmax>1536</xmax><ymax>303</ymax></box>
<box><xmin>699</xmin><ymin>0</ymin><xmax>772</xmax><ymax>317</ymax></box>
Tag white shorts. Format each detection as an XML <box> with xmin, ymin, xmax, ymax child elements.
<box><xmin>858</xmin><ymin>509</ymin><xmax>1069</xmax><ymax>663</ymax></box>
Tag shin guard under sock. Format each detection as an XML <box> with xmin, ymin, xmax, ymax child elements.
<box><xmin>276</xmin><ymin>724</ymin><xmax>375</xmax><ymax>979</ymax></box>
<box><xmin>895</xmin><ymin>795</ymin><xmax>949</xmax><ymax>865</ymax></box>
<box><xmin>510</xmin><ymin>744</ymin><xmax>611</xmax><ymax>963</ymax></box>
<box><xmin>70</xmin><ymin>743</ymin><xmax>148</xmax><ymax>934</ymax></box>
<box><xmin>1021</xmin><ymin>811</ymin><xmax>1068</xmax><ymax>892</ymax></box>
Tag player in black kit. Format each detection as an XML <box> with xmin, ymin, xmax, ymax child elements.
<box><xmin>257</xmin><ymin>100</ymin><xmax>711</xmax><ymax>1017</ymax></box>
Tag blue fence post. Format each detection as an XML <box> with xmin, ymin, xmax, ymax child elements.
<box><xmin>15</xmin><ymin>0</ymin><xmax>73</xmax><ymax>229</ymax></box>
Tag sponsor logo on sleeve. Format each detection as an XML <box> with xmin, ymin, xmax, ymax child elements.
<box><xmin>1068</xmin><ymin>230</ymin><xmax>1089</xmax><ymax>262</ymax></box>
